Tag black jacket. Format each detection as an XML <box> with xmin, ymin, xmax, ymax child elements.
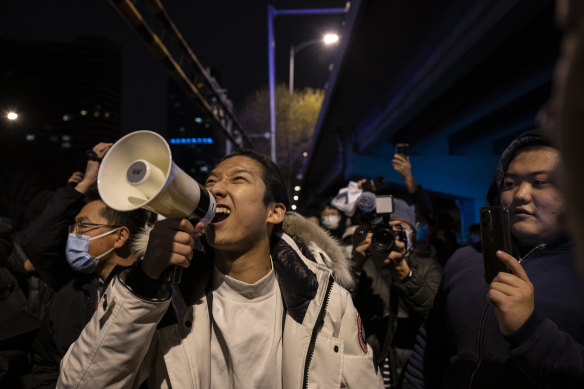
<box><xmin>352</xmin><ymin>253</ymin><xmax>443</xmax><ymax>383</ymax></box>
<box><xmin>30</xmin><ymin>275</ymin><xmax>100</xmax><ymax>388</ymax></box>
<box><xmin>22</xmin><ymin>184</ymin><xmax>86</xmax><ymax>290</ymax></box>
<box><xmin>402</xmin><ymin>235</ymin><xmax>584</xmax><ymax>389</ymax></box>
<box><xmin>20</xmin><ymin>184</ymin><xmax>88</xmax><ymax>388</ymax></box>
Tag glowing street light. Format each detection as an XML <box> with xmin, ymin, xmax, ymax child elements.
<box><xmin>6</xmin><ymin>112</ymin><xmax>18</xmax><ymax>120</ymax></box>
<box><xmin>323</xmin><ymin>33</ymin><xmax>339</xmax><ymax>45</ymax></box>
<box><xmin>289</xmin><ymin>32</ymin><xmax>341</xmax><ymax>95</ymax></box>
<box><xmin>267</xmin><ymin>5</ymin><xmax>348</xmax><ymax>163</ymax></box>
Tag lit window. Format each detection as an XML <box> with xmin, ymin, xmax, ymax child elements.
<box><xmin>62</xmin><ymin>135</ymin><xmax>71</xmax><ymax>141</ymax></box>
<box><xmin>26</xmin><ymin>134</ymin><xmax>35</xmax><ymax>141</ymax></box>
<box><xmin>62</xmin><ymin>114</ymin><xmax>72</xmax><ymax>121</ymax></box>
<box><xmin>80</xmin><ymin>110</ymin><xmax>87</xmax><ymax>116</ymax></box>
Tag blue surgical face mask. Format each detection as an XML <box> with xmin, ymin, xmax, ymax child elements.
<box><xmin>65</xmin><ymin>228</ymin><xmax>120</xmax><ymax>274</ymax></box>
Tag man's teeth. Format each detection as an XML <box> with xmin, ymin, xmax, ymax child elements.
<box><xmin>216</xmin><ymin>207</ymin><xmax>231</xmax><ymax>215</ymax></box>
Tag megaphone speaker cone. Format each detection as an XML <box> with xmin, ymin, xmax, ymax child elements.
<box><xmin>98</xmin><ymin>130</ymin><xmax>215</xmax><ymax>224</ymax></box>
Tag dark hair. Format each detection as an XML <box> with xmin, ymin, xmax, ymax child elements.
<box><xmin>220</xmin><ymin>150</ymin><xmax>290</xmax><ymax>209</ymax></box>
<box><xmin>100</xmin><ymin>206</ymin><xmax>149</xmax><ymax>244</ymax></box>
<box><xmin>495</xmin><ymin>130</ymin><xmax>556</xmax><ymax>190</ymax></box>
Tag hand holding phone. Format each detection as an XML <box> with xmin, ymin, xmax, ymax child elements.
<box><xmin>479</xmin><ymin>206</ymin><xmax>512</xmax><ymax>283</ymax></box>
<box><xmin>395</xmin><ymin>143</ymin><xmax>409</xmax><ymax>157</ymax></box>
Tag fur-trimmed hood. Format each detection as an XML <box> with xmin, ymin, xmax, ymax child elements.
<box><xmin>282</xmin><ymin>212</ymin><xmax>354</xmax><ymax>290</ymax></box>
<box><xmin>132</xmin><ymin>212</ymin><xmax>355</xmax><ymax>325</ymax></box>
<box><xmin>131</xmin><ymin>211</ymin><xmax>354</xmax><ymax>293</ymax></box>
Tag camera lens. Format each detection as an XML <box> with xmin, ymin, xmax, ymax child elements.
<box><xmin>370</xmin><ymin>227</ymin><xmax>394</xmax><ymax>256</ymax></box>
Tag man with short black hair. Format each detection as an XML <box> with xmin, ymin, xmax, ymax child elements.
<box><xmin>403</xmin><ymin>131</ymin><xmax>584</xmax><ymax>388</ymax></box>
<box><xmin>58</xmin><ymin>150</ymin><xmax>383</xmax><ymax>388</ymax></box>
<box><xmin>32</xmin><ymin>199</ymin><xmax>148</xmax><ymax>388</ymax></box>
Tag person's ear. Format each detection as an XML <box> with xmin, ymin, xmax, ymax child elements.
<box><xmin>267</xmin><ymin>202</ymin><xmax>286</xmax><ymax>225</ymax></box>
<box><xmin>113</xmin><ymin>227</ymin><xmax>130</xmax><ymax>248</ymax></box>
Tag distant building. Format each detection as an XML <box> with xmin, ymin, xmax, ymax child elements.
<box><xmin>0</xmin><ymin>36</ymin><xmax>122</xmax><ymax>180</ymax></box>
<box><xmin>166</xmin><ymin>78</ymin><xmax>227</xmax><ymax>183</ymax></box>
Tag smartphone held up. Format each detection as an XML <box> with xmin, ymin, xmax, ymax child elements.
<box><xmin>479</xmin><ymin>206</ymin><xmax>512</xmax><ymax>283</ymax></box>
<box><xmin>395</xmin><ymin>143</ymin><xmax>409</xmax><ymax>157</ymax></box>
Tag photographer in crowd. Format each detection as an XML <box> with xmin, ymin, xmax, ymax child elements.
<box><xmin>351</xmin><ymin>197</ymin><xmax>442</xmax><ymax>388</ymax></box>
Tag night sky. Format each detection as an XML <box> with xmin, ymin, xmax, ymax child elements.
<box><xmin>0</xmin><ymin>0</ymin><xmax>346</xmax><ymax>132</ymax></box>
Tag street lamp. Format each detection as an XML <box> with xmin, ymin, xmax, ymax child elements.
<box><xmin>289</xmin><ymin>33</ymin><xmax>340</xmax><ymax>95</ymax></box>
<box><xmin>6</xmin><ymin>112</ymin><xmax>18</xmax><ymax>120</ymax></box>
<box><xmin>267</xmin><ymin>5</ymin><xmax>348</xmax><ymax>163</ymax></box>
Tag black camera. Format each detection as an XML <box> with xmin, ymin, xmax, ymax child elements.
<box><xmin>353</xmin><ymin>193</ymin><xmax>407</xmax><ymax>257</ymax></box>
<box><xmin>372</xmin><ymin>226</ymin><xmax>407</xmax><ymax>257</ymax></box>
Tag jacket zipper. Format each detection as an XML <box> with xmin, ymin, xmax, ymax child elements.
<box><xmin>518</xmin><ymin>244</ymin><xmax>545</xmax><ymax>264</ymax></box>
<box><xmin>468</xmin><ymin>243</ymin><xmax>545</xmax><ymax>388</ymax></box>
<box><xmin>302</xmin><ymin>275</ymin><xmax>334</xmax><ymax>389</ymax></box>
<box><xmin>468</xmin><ymin>304</ymin><xmax>490</xmax><ymax>388</ymax></box>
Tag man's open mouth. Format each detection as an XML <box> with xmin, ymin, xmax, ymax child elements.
<box><xmin>212</xmin><ymin>206</ymin><xmax>231</xmax><ymax>223</ymax></box>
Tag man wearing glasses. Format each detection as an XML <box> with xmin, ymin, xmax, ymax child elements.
<box><xmin>31</xmin><ymin>199</ymin><xmax>148</xmax><ymax>388</ymax></box>
<box><xmin>23</xmin><ymin>143</ymin><xmax>149</xmax><ymax>388</ymax></box>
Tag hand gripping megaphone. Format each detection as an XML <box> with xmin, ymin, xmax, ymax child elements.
<box><xmin>97</xmin><ymin>130</ymin><xmax>216</xmax><ymax>282</ymax></box>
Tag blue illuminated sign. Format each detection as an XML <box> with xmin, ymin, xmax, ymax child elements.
<box><xmin>169</xmin><ymin>137</ymin><xmax>214</xmax><ymax>144</ymax></box>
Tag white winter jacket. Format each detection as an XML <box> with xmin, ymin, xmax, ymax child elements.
<box><xmin>57</xmin><ymin>213</ymin><xmax>383</xmax><ymax>388</ymax></box>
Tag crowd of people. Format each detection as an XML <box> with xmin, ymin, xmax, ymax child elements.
<box><xmin>1</xmin><ymin>2</ymin><xmax>584</xmax><ymax>388</ymax></box>
<box><xmin>1</xmin><ymin>124</ymin><xmax>582</xmax><ymax>388</ymax></box>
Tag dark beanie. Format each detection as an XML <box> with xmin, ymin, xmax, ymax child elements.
<box><xmin>495</xmin><ymin>130</ymin><xmax>555</xmax><ymax>190</ymax></box>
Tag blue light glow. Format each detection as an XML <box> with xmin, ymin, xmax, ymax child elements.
<box><xmin>168</xmin><ymin>137</ymin><xmax>214</xmax><ymax>145</ymax></box>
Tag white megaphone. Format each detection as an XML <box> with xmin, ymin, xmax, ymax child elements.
<box><xmin>98</xmin><ymin>130</ymin><xmax>216</xmax><ymax>222</ymax></box>
<box><xmin>98</xmin><ymin>130</ymin><xmax>216</xmax><ymax>282</ymax></box>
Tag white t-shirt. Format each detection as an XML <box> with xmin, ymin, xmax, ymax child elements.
<box><xmin>210</xmin><ymin>262</ymin><xmax>284</xmax><ymax>389</ymax></box>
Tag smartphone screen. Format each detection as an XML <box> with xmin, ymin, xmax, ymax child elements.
<box><xmin>479</xmin><ymin>206</ymin><xmax>512</xmax><ymax>283</ymax></box>
<box><xmin>396</xmin><ymin>143</ymin><xmax>409</xmax><ymax>157</ymax></box>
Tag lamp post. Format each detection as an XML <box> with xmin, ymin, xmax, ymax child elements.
<box><xmin>289</xmin><ymin>33</ymin><xmax>339</xmax><ymax>95</ymax></box>
<box><xmin>267</xmin><ymin>5</ymin><xmax>347</xmax><ymax>163</ymax></box>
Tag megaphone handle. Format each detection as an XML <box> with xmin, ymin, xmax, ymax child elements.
<box><xmin>166</xmin><ymin>265</ymin><xmax>183</xmax><ymax>284</ymax></box>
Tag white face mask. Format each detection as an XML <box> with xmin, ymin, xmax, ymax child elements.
<box><xmin>65</xmin><ymin>228</ymin><xmax>120</xmax><ymax>274</ymax></box>
<box><xmin>321</xmin><ymin>215</ymin><xmax>341</xmax><ymax>230</ymax></box>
